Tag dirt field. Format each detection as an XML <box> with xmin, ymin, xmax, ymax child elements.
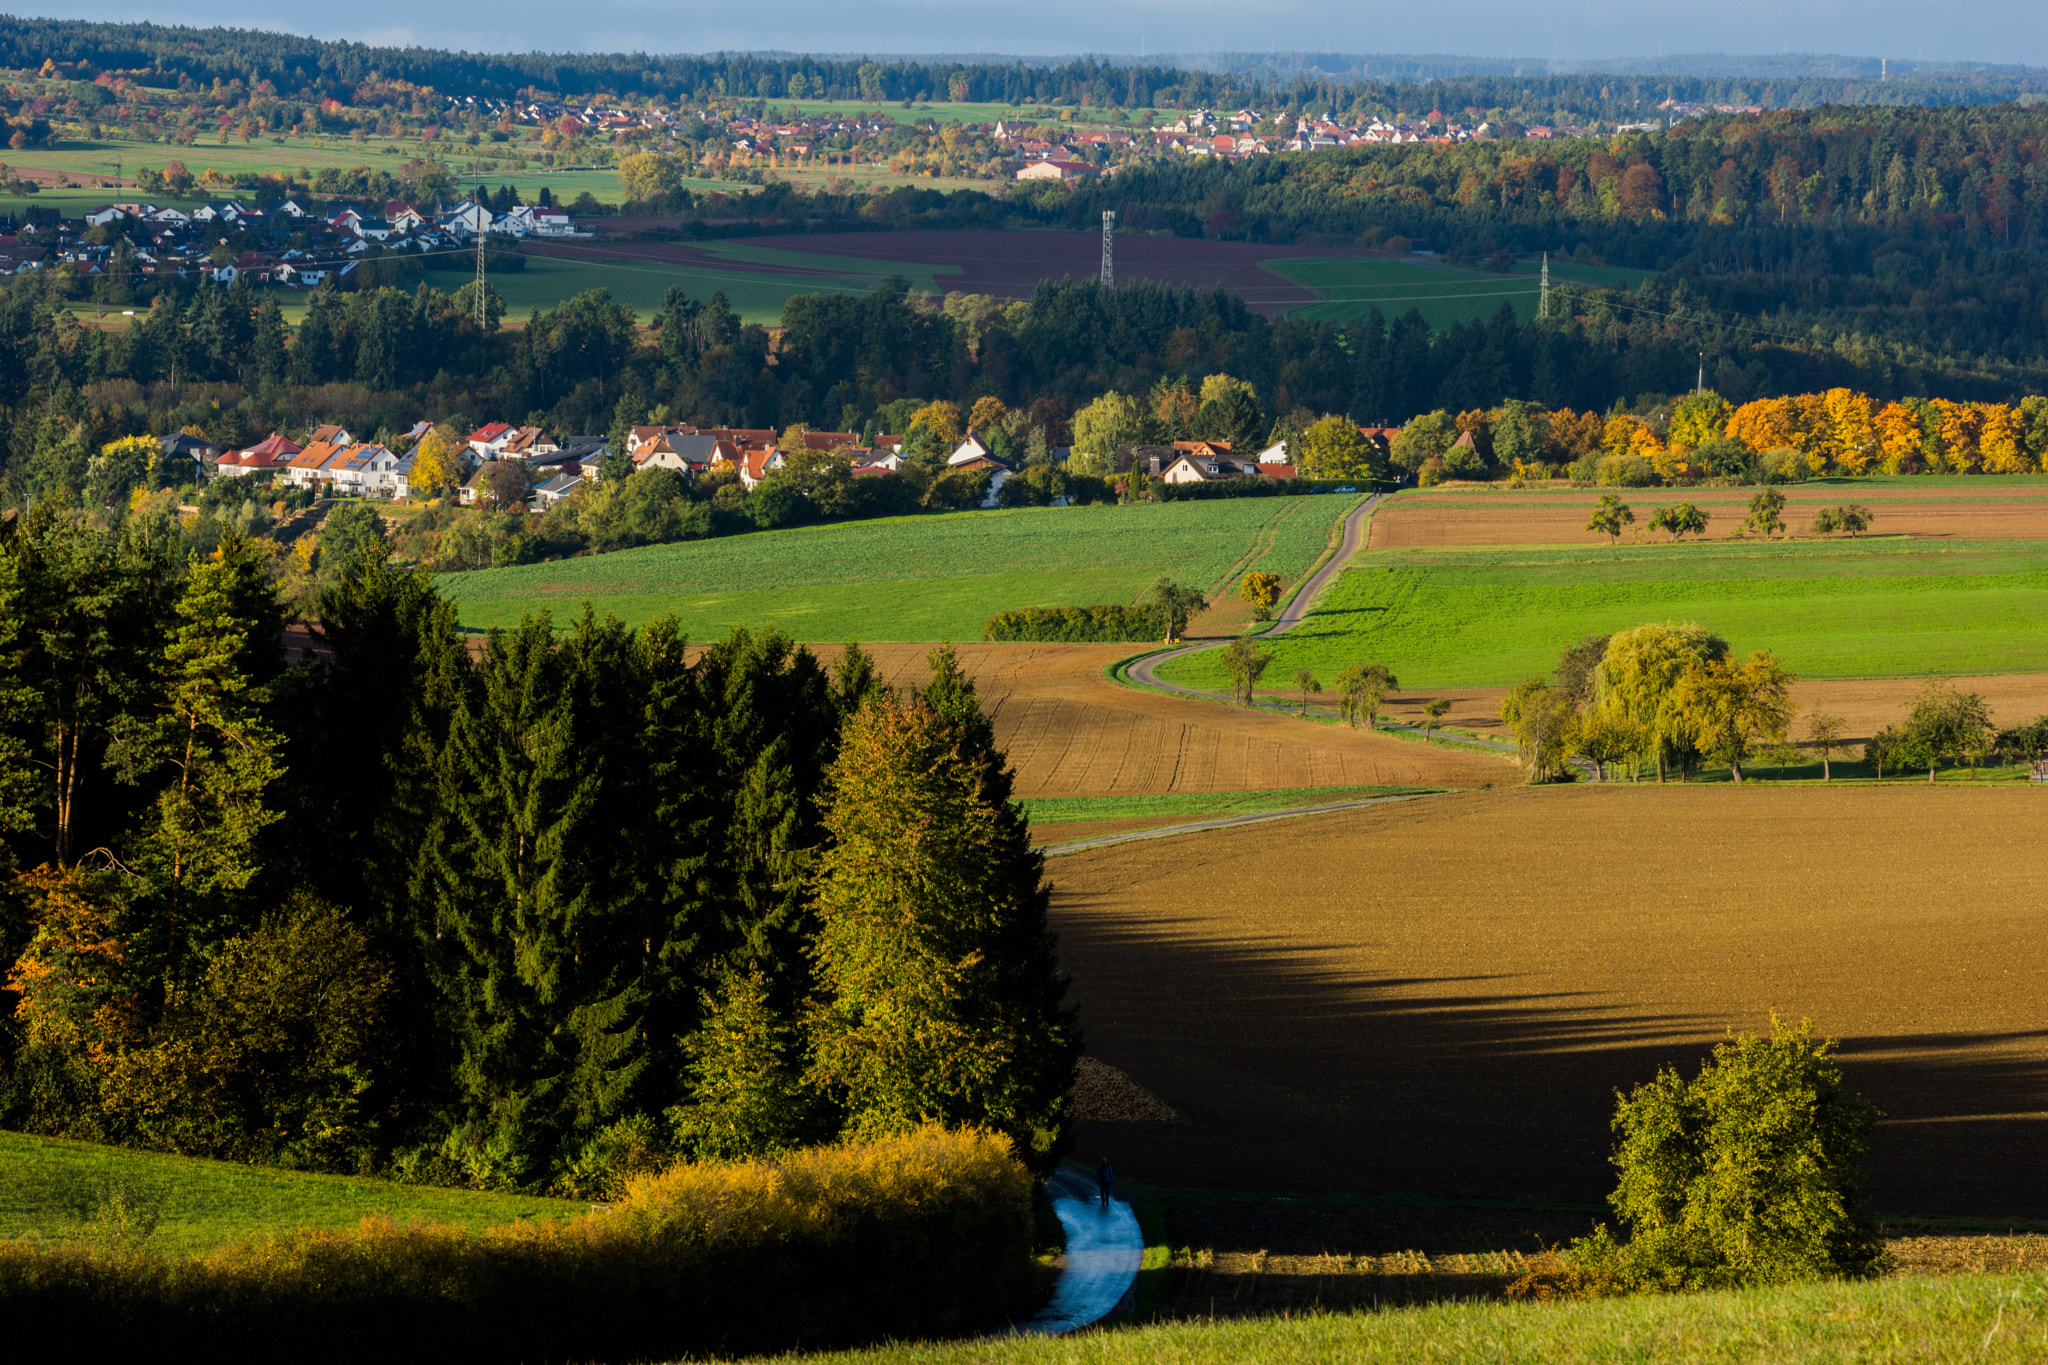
<box><xmin>1052</xmin><ymin>784</ymin><xmax>2048</xmax><ymax>1220</ymax></box>
<box><xmin>848</xmin><ymin>642</ymin><xmax>1513</xmax><ymax>795</ymax></box>
<box><xmin>1358</xmin><ymin>673</ymin><xmax>2048</xmax><ymax>748</ymax></box>
<box><xmin>730</xmin><ymin>230</ymin><xmax>1360</xmax><ymax>314</ymax></box>
<box><xmin>1369</xmin><ymin>491</ymin><xmax>2048</xmax><ymax>549</ymax></box>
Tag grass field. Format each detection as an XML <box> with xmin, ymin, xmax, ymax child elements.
<box><xmin>1267</xmin><ymin>255</ymin><xmax>1656</xmax><ymax>326</ymax></box>
<box><xmin>1018</xmin><ymin>783</ymin><xmax>1433</xmax><ymax>825</ymax></box>
<box><xmin>1159</xmin><ymin>531</ymin><xmax>2048</xmax><ymax>692</ymax></box>
<box><xmin>438</xmin><ymin>496</ymin><xmax>1358</xmax><ymax>639</ymax></box>
<box><xmin>1048</xmin><ymin>784</ymin><xmax>2048</xmax><ymax>1220</ymax></box>
<box><xmin>765</xmin><ymin>1272</ymin><xmax>2048</xmax><ymax>1363</ymax></box>
<box><xmin>0</xmin><ymin>1131</ymin><xmax>577</xmax><ymax>1256</ymax></box>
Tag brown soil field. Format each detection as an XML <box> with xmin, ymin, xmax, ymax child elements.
<box><xmin>1369</xmin><ymin>492</ymin><xmax>2048</xmax><ymax>548</ymax></box>
<box><xmin>842</xmin><ymin>642</ymin><xmax>1513</xmax><ymax>795</ymax></box>
<box><xmin>731</xmin><ymin>229</ymin><xmax>1362</xmax><ymax>314</ymax></box>
<box><xmin>1354</xmin><ymin>672</ymin><xmax>2048</xmax><ymax>748</ymax></box>
<box><xmin>1052</xmin><ymin>784</ymin><xmax>2048</xmax><ymax>1220</ymax></box>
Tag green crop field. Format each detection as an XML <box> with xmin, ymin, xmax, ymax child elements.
<box><xmin>1269</xmin><ymin>255</ymin><xmax>1656</xmax><ymax>326</ymax></box>
<box><xmin>0</xmin><ymin>1131</ymin><xmax>577</xmax><ymax>1256</ymax></box>
<box><xmin>438</xmin><ymin>496</ymin><xmax>1357</xmax><ymax>639</ymax></box>
<box><xmin>1157</xmin><ymin>536</ymin><xmax>2048</xmax><ymax>692</ymax></box>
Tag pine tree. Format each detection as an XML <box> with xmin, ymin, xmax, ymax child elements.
<box><xmin>668</xmin><ymin>969</ymin><xmax>821</xmax><ymax>1160</ymax></box>
<box><xmin>807</xmin><ymin>658</ymin><xmax>1078</xmax><ymax>1175</ymax></box>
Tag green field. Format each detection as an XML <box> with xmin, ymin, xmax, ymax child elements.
<box><xmin>765</xmin><ymin>1272</ymin><xmax>2046</xmax><ymax>1363</ymax></box>
<box><xmin>430</xmin><ymin>239</ymin><xmax>963</xmax><ymax>324</ymax></box>
<box><xmin>1158</xmin><ymin>536</ymin><xmax>2048</xmax><ymax>692</ymax></box>
<box><xmin>0</xmin><ymin>1131</ymin><xmax>577</xmax><ymax>1256</ymax></box>
<box><xmin>438</xmin><ymin>497</ymin><xmax>1356</xmax><ymax>638</ymax></box>
<box><xmin>1019</xmin><ymin>783</ymin><xmax>1433</xmax><ymax>827</ymax></box>
<box><xmin>1270</xmin><ymin>255</ymin><xmax>1656</xmax><ymax>326</ymax></box>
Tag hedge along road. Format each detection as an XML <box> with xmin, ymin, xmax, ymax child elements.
<box><xmin>1125</xmin><ymin>494</ymin><xmax>1525</xmax><ymax>762</ymax></box>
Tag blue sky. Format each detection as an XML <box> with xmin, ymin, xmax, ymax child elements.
<box><xmin>44</xmin><ymin>2</ymin><xmax>2047</xmax><ymax>68</ymax></box>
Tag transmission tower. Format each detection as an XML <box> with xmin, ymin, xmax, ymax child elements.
<box><xmin>1101</xmin><ymin>210</ymin><xmax>1116</xmax><ymax>289</ymax></box>
<box><xmin>473</xmin><ymin>171</ymin><xmax>487</xmax><ymax>328</ymax></box>
<box><xmin>1538</xmin><ymin>251</ymin><xmax>1550</xmax><ymax>320</ymax></box>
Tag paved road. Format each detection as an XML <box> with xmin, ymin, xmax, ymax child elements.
<box><xmin>1016</xmin><ymin>1165</ymin><xmax>1143</xmax><ymax>1335</ymax></box>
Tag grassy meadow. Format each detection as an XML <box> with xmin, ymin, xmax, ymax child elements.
<box><xmin>1267</xmin><ymin>255</ymin><xmax>1656</xmax><ymax>326</ymax></box>
<box><xmin>438</xmin><ymin>496</ymin><xmax>1355</xmax><ymax>638</ymax></box>
<box><xmin>1019</xmin><ymin>783</ymin><xmax>1433</xmax><ymax>826</ymax></box>
<box><xmin>0</xmin><ymin>1131</ymin><xmax>578</xmax><ymax>1256</ymax></box>
<box><xmin>1158</xmin><ymin>535</ymin><xmax>2048</xmax><ymax>692</ymax></box>
<box><xmin>761</xmin><ymin>1272</ymin><xmax>2048</xmax><ymax>1363</ymax></box>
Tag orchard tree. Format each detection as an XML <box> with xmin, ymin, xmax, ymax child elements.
<box><xmin>1674</xmin><ymin>650</ymin><xmax>1796</xmax><ymax>782</ymax></box>
<box><xmin>1422</xmin><ymin>697</ymin><xmax>1452</xmax><ymax>739</ymax></box>
<box><xmin>1649</xmin><ymin>503</ymin><xmax>1709</xmax><ymax>540</ymax></box>
<box><xmin>1500</xmin><ymin>677</ymin><xmax>1578</xmax><ymax>782</ymax></box>
<box><xmin>1338</xmin><ymin>662</ymin><xmax>1398</xmax><ymax>728</ymax></box>
<box><xmin>1803</xmin><ymin>710</ymin><xmax>1850</xmax><ymax>780</ymax></box>
<box><xmin>1221</xmin><ymin>635</ymin><xmax>1277</xmax><ymax>706</ymax></box>
<box><xmin>1587</xmin><ymin>493</ymin><xmax>1634</xmax><ymax>543</ymax></box>
<box><xmin>1149</xmin><ymin>579</ymin><xmax>1207</xmax><ymax>643</ymax></box>
<box><xmin>1745</xmin><ymin>487</ymin><xmax>1787</xmax><ymax>537</ymax></box>
<box><xmin>1898</xmin><ymin>680</ymin><xmax>1994</xmax><ymax>782</ymax></box>
<box><xmin>1294</xmin><ymin>668</ymin><xmax>1322</xmax><ymax>715</ymax></box>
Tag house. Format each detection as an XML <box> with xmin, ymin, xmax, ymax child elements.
<box><xmin>1257</xmin><ymin>440</ymin><xmax>1290</xmax><ymax>464</ymax></box>
<box><xmin>719</xmin><ymin>446</ymin><xmax>785</xmax><ymax>489</ymax></box>
<box><xmin>309</xmin><ymin>424</ymin><xmax>352</xmax><ymax>447</ymax></box>
<box><xmin>857</xmin><ymin>449</ymin><xmax>906</xmax><ymax>472</ymax></box>
<box><xmin>442</xmin><ymin>202</ymin><xmax>494</xmax><ymax>236</ymax></box>
<box><xmin>800</xmin><ymin>431</ymin><xmax>861</xmax><ymax>452</ymax></box>
<box><xmin>531</xmin><ymin>471</ymin><xmax>583</xmax><ymax>509</ymax></box>
<box><xmin>978</xmin><ymin>468</ymin><xmax>1015</xmax><ymax>508</ymax></box>
<box><xmin>214</xmin><ymin>432</ymin><xmax>302</xmax><ymax>478</ymax></box>
<box><xmin>85</xmin><ymin>205</ymin><xmax>131</xmax><ymax>227</ymax></box>
<box><xmin>1016</xmin><ymin>158</ymin><xmax>1095</xmax><ymax>182</ymax></box>
<box><xmin>639</xmin><ymin>433</ymin><xmax>723</xmax><ymax>473</ymax></box>
<box><xmin>1156</xmin><ymin>451</ymin><xmax>1265</xmax><ymax>483</ymax></box>
<box><xmin>500</xmin><ymin>426</ymin><xmax>559</xmax><ymax>459</ymax></box>
<box><xmin>158</xmin><ymin>432</ymin><xmax>221</xmax><ymax>481</ymax></box>
<box><xmin>948</xmin><ymin>433</ymin><xmax>994</xmax><ymax>467</ymax></box>
<box><xmin>329</xmin><ymin>443</ymin><xmax>402</xmax><ymax>496</ymax></box>
<box><xmin>467</xmin><ymin>423</ymin><xmax>516</xmax><ymax>459</ymax></box>
<box><xmin>283</xmin><ymin>439</ymin><xmax>351</xmax><ymax>488</ymax></box>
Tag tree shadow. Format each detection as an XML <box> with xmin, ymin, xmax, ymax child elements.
<box><xmin>1056</xmin><ymin>895</ymin><xmax>2048</xmax><ymax>1222</ymax></box>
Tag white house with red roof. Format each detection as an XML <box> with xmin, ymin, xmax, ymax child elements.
<box><xmin>468</xmin><ymin>423</ymin><xmax>516</xmax><ymax>459</ymax></box>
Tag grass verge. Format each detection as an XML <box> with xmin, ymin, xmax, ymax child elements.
<box><xmin>1019</xmin><ymin>785</ymin><xmax>1437</xmax><ymax>826</ymax></box>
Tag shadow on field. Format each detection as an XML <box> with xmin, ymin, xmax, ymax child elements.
<box><xmin>1057</xmin><ymin>898</ymin><xmax>2048</xmax><ymax>1222</ymax></box>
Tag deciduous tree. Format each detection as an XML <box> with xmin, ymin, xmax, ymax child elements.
<box><xmin>1238</xmin><ymin>570</ymin><xmax>1282</xmax><ymax>622</ymax></box>
<box><xmin>1674</xmin><ymin>650</ymin><xmax>1795</xmax><ymax>783</ymax></box>
<box><xmin>1587</xmin><ymin>493</ymin><xmax>1633</xmax><ymax>543</ymax></box>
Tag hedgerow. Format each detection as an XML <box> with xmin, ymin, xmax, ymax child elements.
<box><xmin>0</xmin><ymin>1126</ymin><xmax>1033</xmax><ymax>1365</ymax></box>
<box><xmin>984</xmin><ymin>604</ymin><xmax>1162</xmax><ymax>642</ymax></box>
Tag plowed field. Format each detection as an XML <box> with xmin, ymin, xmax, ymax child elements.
<box><xmin>847</xmin><ymin>642</ymin><xmax>1511</xmax><ymax>796</ymax></box>
<box><xmin>1051</xmin><ymin>785</ymin><xmax>2048</xmax><ymax>1219</ymax></box>
<box><xmin>1369</xmin><ymin>480</ymin><xmax>2048</xmax><ymax>550</ymax></box>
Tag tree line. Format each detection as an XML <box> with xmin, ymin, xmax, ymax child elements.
<box><xmin>0</xmin><ymin>509</ymin><xmax>1076</xmax><ymax>1191</ymax></box>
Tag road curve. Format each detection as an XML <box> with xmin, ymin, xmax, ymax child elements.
<box><xmin>1015</xmin><ymin>1165</ymin><xmax>1142</xmax><ymax>1334</ymax></box>
<box><xmin>1127</xmin><ymin>493</ymin><xmax>1378</xmax><ymax>697</ymax></box>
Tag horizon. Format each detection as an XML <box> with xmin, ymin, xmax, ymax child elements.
<box><xmin>18</xmin><ymin>8</ymin><xmax>2048</xmax><ymax>71</ymax></box>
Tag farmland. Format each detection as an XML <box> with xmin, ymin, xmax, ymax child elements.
<box><xmin>438</xmin><ymin>495</ymin><xmax>1358</xmax><ymax>639</ymax></box>
<box><xmin>1156</xmin><ymin>481</ymin><xmax>2048</xmax><ymax>692</ymax></box>
<box><xmin>1046</xmin><ymin>784</ymin><xmax>2048</xmax><ymax>1221</ymax></box>
<box><xmin>1267</xmin><ymin>255</ymin><xmax>1656</xmax><ymax>326</ymax></box>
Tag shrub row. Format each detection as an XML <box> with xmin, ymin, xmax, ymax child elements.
<box><xmin>0</xmin><ymin>1127</ymin><xmax>1034</xmax><ymax>1365</ymax></box>
<box><xmin>1152</xmin><ymin>477</ymin><xmax>1351</xmax><ymax>501</ymax></box>
<box><xmin>984</xmin><ymin>604</ymin><xmax>1163</xmax><ymax>643</ymax></box>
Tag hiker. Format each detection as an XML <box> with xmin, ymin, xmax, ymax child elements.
<box><xmin>1096</xmin><ymin>1157</ymin><xmax>1114</xmax><ymax>1203</ymax></box>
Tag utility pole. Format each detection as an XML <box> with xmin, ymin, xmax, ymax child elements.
<box><xmin>1538</xmin><ymin>251</ymin><xmax>1550</xmax><ymax>319</ymax></box>
<box><xmin>1697</xmin><ymin>351</ymin><xmax>1706</xmax><ymax>394</ymax></box>
<box><xmin>1101</xmin><ymin>209</ymin><xmax>1115</xmax><ymax>289</ymax></box>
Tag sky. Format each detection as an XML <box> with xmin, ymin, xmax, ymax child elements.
<box><xmin>43</xmin><ymin>1</ymin><xmax>2048</xmax><ymax>69</ymax></box>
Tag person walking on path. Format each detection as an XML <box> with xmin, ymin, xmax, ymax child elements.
<box><xmin>1096</xmin><ymin>1157</ymin><xmax>1115</xmax><ymax>1203</ymax></box>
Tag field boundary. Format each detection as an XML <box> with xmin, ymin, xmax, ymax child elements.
<box><xmin>1037</xmin><ymin>793</ymin><xmax>1433</xmax><ymax>856</ymax></box>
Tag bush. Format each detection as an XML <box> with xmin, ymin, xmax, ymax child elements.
<box><xmin>1154</xmin><ymin>475</ymin><xmax>1305</xmax><ymax>501</ymax></box>
<box><xmin>0</xmin><ymin>1126</ymin><xmax>1033</xmax><ymax>1364</ymax></box>
<box><xmin>1561</xmin><ymin>1016</ymin><xmax>1885</xmax><ymax>1295</ymax></box>
<box><xmin>984</xmin><ymin>604</ymin><xmax>1162</xmax><ymax>642</ymax></box>
<box><xmin>1596</xmin><ymin>454</ymin><xmax>1659</xmax><ymax>487</ymax></box>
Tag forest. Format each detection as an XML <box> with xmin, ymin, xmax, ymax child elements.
<box><xmin>0</xmin><ymin>509</ymin><xmax>1076</xmax><ymax>1192</ymax></box>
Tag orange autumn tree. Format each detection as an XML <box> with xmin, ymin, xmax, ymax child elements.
<box><xmin>6</xmin><ymin>864</ymin><xmax>138</xmax><ymax>1071</ymax></box>
<box><xmin>1978</xmin><ymin>403</ymin><xmax>2031</xmax><ymax>474</ymax></box>
<box><xmin>1726</xmin><ymin>397</ymin><xmax>1800</xmax><ymax>455</ymax></box>
<box><xmin>1819</xmin><ymin>388</ymin><xmax>1878</xmax><ymax>474</ymax></box>
<box><xmin>1874</xmin><ymin>401</ymin><xmax>1928</xmax><ymax>474</ymax></box>
<box><xmin>1932</xmin><ymin>400</ymin><xmax>1983</xmax><ymax>472</ymax></box>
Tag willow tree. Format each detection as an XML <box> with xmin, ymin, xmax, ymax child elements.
<box><xmin>1594</xmin><ymin>623</ymin><xmax>1729</xmax><ymax>782</ymax></box>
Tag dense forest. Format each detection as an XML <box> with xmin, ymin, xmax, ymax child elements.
<box><xmin>0</xmin><ymin>507</ymin><xmax>1076</xmax><ymax>1189</ymax></box>
<box><xmin>2</xmin><ymin>18</ymin><xmax>2043</xmax><ymax>126</ymax></box>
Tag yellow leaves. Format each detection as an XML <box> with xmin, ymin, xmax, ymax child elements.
<box><xmin>1819</xmin><ymin>388</ymin><xmax>1878</xmax><ymax>474</ymax></box>
<box><xmin>1874</xmin><ymin>402</ymin><xmax>1925</xmax><ymax>473</ymax></box>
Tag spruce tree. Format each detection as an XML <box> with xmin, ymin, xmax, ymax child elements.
<box><xmin>807</xmin><ymin>673</ymin><xmax>1078</xmax><ymax>1175</ymax></box>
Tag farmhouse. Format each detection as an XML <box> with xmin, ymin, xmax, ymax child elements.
<box><xmin>1016</xmin><ymin>158</ymin><xmax>1096</xmax><ymax>182</ymax></box>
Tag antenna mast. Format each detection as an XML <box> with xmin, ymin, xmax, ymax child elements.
<box><xmin>1538</xmin><ymin>252</ymin><xmax>1550</xmax><ymax>319</ymax></box>
<box><xmin>1101</xmin><ymin>210</ymin><xmax>1116</xmax><ymax>289</ymax></box>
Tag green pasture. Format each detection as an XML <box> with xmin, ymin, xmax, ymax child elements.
<box><xmin>1269</xmin><ymin>255</ymin><xmax>1656</xmax><ymax>327</ymax></box>
<box><xmin>0</xmin><ymin>1131</ymin><xmax>578</xmax><ymax>1256</ymax></box>
<box><xmin>1157</xmin><ymin>536</ymin><xmax>2048</xmax><ymax>692</ymax></box>
<box><xmin>1020</xmin><ymin>784</ymin><xmax>1434</xmax><ymax>827</ymax></box>
<box><xmin>438</xmin><ymin>497</ymin><xmax>1353</xmax><ymax>639</ymax></box>
<box><xmin>773</xmin><ymin>1272</ymin><xmax>2048</xmax><ymax>1363</ymax></box>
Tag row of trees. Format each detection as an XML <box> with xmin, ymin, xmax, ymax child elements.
<box><xmin>0</xmin><ymin>507</ymin><xmax>1076</xmax><ymax>1189</ymax></box>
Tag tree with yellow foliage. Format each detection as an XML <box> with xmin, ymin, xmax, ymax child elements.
<box><xmin>1931</xmin><ymin>400</ymin><xmax>1982</xmax><ymax>472</ymax></box>
<box><xmin>1668</xmin><ymin>391</ymin><xmax>1733</xmax><ymax>449</ymax></box>
<box><xmin>86</xmin><ymin>434</ymin><xmax>162</xmax><ymax>504</ymax></box>
<box><xmin>968</xmin><ymin>396</ymin><xmax>1008</xmax><ymax>435</ymax></box>
<box><xmin>1977</xmin><ymin>403</ymin><xmax>2030</xmax><ymax>474</ymax></box>
<box><xmin>407</xmin><ymin>426</ymin><xmax>466</xmax><ymax>500</ymax></box>
<box><xmin>1874</xmin><ymin>402</ymin><xmax>1927</xmax><ymax>474</ymax></box>
<box><xmin>1725</xmin><ymin>397</ymin><xmax>1798</xmax><ymax>454</ymax></box>
<box><xmin>1674</xmin><ymin>650</ymin><xmax>1796</xmax><ymax>783</ymax></box>
<box><xmin>1819</xmin><ymin>389</ymin><xmax>1878</xmax><ymax>474</ymax></box>
<box><xmin>905</xmin><ymin>400</ymin><xmax>964</xmax><ymax>458</ymax></box>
